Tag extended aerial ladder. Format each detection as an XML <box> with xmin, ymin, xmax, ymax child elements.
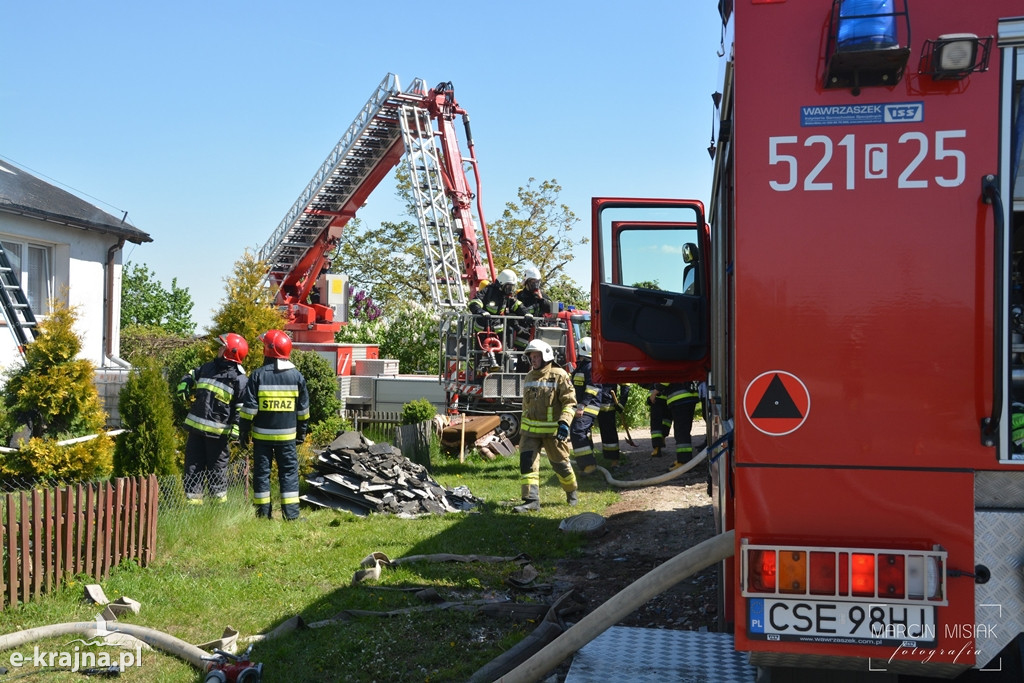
<box><xmin>258</xmin><ymin>73</ymin><xmax>495</xmax><ymax>342</ymax></box>
<box><xmin>0</xmin><ymin>241</ymin><xmax>38</xmax><ymax>358</ymax></box>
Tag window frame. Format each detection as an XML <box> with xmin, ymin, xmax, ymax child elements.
<box><xmin>0</xmin><ymin>236</ymin><xmax>53</xmax><ymax>317</ymax></box>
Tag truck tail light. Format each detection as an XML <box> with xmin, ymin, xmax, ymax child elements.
<box><xmin>851</xmin><ymin>552</ymin><xmax>876</xmax><ymax>597</ymax></box>
<box><xmin>778</xmin><ymin>551</ymin><xmax>807</xmax><ymax>593</ymax></box>
<box><xmin>748</xmin><ymin>549</ymin><xmax>776</xmax><ymax>592</ymax></box>
<box><xmin>741</xmin><ymin>542</ymin><xmax>947</xmax><ymax>606</ymax></box>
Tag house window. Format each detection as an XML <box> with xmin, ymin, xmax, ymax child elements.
<box><xmin>1</xmin><ymin>238</ymin><xmax>52</xmax><ymax>316</ymax></box>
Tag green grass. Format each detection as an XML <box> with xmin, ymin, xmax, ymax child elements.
<box><xmin>0</xmin><ymin>454</ymin><xmax>620</xmax><ymax>682</ymax></box>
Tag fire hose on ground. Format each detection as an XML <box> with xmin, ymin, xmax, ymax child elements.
<box><xmin>0</xmin><ymin>621</ymin><xmax>208</xmax><ymax>670</ymax></box>
<box><xmin>593</xmin><ymin>444</ymin><xmax>709</xmax><ymax>489</ymax></box>
<box><xmin>495</xmin><ymin>529</ymin><xmax>735</xmax><ymax>683</ymax></box>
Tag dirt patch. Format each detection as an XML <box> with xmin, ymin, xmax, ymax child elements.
<box><xmin>552</xmin><ymin>422</ymin><xmax>719</xmax><ymax>632</ymax></box>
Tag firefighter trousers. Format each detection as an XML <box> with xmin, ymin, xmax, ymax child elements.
<box><xmin>183</xmin><ymin>429</ymin><xmax>230</xmax><ymax>502</ymax></box>
<box><xmin>252</xmin><ymin>440</ymin><xmax>300</xmax><ymax>520</ymax></box>
<box><xmin>570</xmin><ymin>410</ymin><xmax>619</xmax><ymax>468</ymax></box>
<box><xmin>518</xmin><ymin>433</ymin><xmax>578</xmax><ymax>502</ymax></box>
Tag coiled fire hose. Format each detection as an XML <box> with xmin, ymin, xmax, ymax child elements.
<box><xmin>496</xmin><ymin>529</ymin><xmax>735</xmax><ymax>683</ymax></box>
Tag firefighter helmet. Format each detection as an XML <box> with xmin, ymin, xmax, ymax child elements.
<box><xmin>577</xmin><ymin>336</ymin><xmax>592</xmax><ymax>359</ymax></box>
<box><xmin>522</xmin><ymin>266</ymin><xmax>541</xmax><ymax>291</ymax></box>
<box><xmin>497</xmin><ymin>269</ymin><xmax>518</xmax><ymax>294</ymax></box>
<box><xmin>524</xmin><ymin>338</ymin><xmax>554</xmax><ymax>363</ymax></box>
<box><xmin>218</xmin><ymin>333</ymin><xmax>249</xmax><ymax>364</ymax></box>
<box><xmin>259</xmin><ymin>329</ymin><xmax>292</xmax><ymax>360</ymax></box>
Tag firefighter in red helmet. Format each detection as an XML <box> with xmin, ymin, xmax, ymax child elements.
<box><xmin>177</xmin><ymin>333</ymin><xmax>249</xmax><ymax>504</ymax></box>
<box><xmin>238</xmin><ymin>329</ymin><xmax>309</xmax><ymax>520</ymax></box>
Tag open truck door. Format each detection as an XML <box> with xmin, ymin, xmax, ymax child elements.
<box><xmin>590</xmin><ymin>198</ymin><xmax>711</xmax><ymax>384</ymax></box>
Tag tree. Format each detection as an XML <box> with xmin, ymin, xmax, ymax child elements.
<box><xmin>208</xmin><ymin>249</ymin><xmax>288</xmax><ymax>375</ymax></box>
<box><xmin>120</xmin><ymin>262</ymin><xmax>195</xmax><ymax>335</ymax></box>
<box><xmin>1</xmin><ymin>299</ymin><xmax>112</xmax><ymax>480</ymax></box>
<box><xmin>331</xmin><ymin>218</ymin><xmax>431</xmax><ymax>311</ymax></box>
<box><xmin>485</xmin><ymin>178</ymin><xmax>588</xmax><ymax>292</ymax></box>
<box><xmin>113</xmin><ymin>356</ymin><xmax>177</xmax><ymax>476</ymax></box>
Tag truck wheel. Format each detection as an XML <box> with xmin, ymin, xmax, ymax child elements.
<box><xmin>499</xmin><ymin>412</ymin><xmax>521</xmax><ymax>444</ymax></box>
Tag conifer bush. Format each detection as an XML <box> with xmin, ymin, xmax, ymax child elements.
<box><xmin>114</xmin><ymin>355</ymin><xmax>178</xmax><ymax>476</ymax></box>
<box><xmin>1</xmin><ymin>300</ymin><xmax>112</xmax><ymax>480</ymax></box>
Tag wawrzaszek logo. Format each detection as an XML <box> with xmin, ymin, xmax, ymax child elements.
<box><xmin>8</xmin><ymin>641</ymin><xmax>143</xmax><ymax>673</ymax></box>
<box><xmin>883</xmin><ymin>103</ymin><xmax>923</xmax><ymax>123</ymax></box>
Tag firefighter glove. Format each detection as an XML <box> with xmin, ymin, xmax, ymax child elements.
<box><xmin>229</xmin><ymin>423</ymin><xmax>240</xmax><ymax>442</ymax></box>
<box><xmin>238</xmin><ymin>422</ymin><xmax>251</xmax><ymax>448</ymax></box>
<box><xmin>296</xmin><ymin>422</ymin><xmax>307</xmax><ymax>444</ymax></box>
<box><xmin>523</xmin><ymin>312</ymin><xmax>533</xmax><ymax>321</ymax></box>
<box><xmin>556</xmin><ymin>421</ymin><xmax>570</xmax><ymax>442</ymax></box>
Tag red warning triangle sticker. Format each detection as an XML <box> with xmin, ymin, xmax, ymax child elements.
<box><xmin>743</xmin><ymin>371</ymin><xmax>810</xmax><ymax>436</ymax></box>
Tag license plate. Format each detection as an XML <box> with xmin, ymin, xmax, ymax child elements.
<box><xmin>748</xmin><ymin>598</ymin><xmax>937</xmax><ymax>646</ymax></box>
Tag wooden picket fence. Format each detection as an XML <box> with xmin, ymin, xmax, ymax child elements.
<box><xmin>0</xmin><ymin>474</ymin><xmax>159</xmax><ymax>609</ymax></box>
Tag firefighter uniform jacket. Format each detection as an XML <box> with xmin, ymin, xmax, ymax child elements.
<box><xmin>239</xmin><ymin>360</ymin><xmax>310</xmax><ymax>442</ymax></box>
<box><xmin>522</xmin><ymin>362</ymin><xmax>576</xmax><ymax>436</ymax></box>
<box><xmin>468</xmin><ymin>282</ymin><xmax>522</xmax><ymax>333</ymax></box>
<box><xmin>515</xmin><ymin>288</ymin><xmax>550</xmax><ymax>316</ymax></box>
<box><xmin>571</xmin><ymin>357</ymin><xmax>604</xmax><ymax>418</ymax></box>
<box><xmin>181</xmin><ymin>358</ymin><xmax>247</xmax><ymax>437</ymax></box>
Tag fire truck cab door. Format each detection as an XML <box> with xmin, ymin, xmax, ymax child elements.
<box><xmin>590</xmin><ymin>197</ymin><xmax>710</xmax><ymax>384</ymax></box>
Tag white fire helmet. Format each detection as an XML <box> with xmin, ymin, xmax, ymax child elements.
<box><xmin>524</xmin><ymin>339</ymin><xmax>554</xmax><ymax>363</ymax></box>
<box><xmin>578</xmin><ymin>336</ymin><xmax>592</xmax><ymax>358</ymax></box>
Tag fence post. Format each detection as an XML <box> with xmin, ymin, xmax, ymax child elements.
<box><xmin>54</xmin><ymin>487</ymin><xmax>63</xmax><ymax>593</ymax></box>
<box><xmin>74</xmin><ymin>484</ymin><xmax>84</xmax><ymax>577</ymax></box>
<box><xmin>145</xmin><ymin>474</ymin><xmax>158</xmax><ymax>565</ymax></box>
<box><xmin>19</xmin><ymin>492</ymin><xmax>29</xmax><ymax>605</ymax></box>
<box><xmin>5</xmin><ymin>493</ymin><xmax>15</xmax><ymax>609</ymax></box>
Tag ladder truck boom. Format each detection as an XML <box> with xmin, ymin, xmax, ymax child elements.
<box><xmin>258</xmin><ymin>74</ymin><xmax>494</xmax><ymax>343</ymax></box>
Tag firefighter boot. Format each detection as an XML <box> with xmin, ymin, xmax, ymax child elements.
<box><xmin>566</xmin><ymin>489</ymin><xmax>579</xmax><ymax>506</ymax></box>
<box><xmin>513</xmin><ymin>485</ymin><xmax>541</xmax><ymax>513</ymax></box>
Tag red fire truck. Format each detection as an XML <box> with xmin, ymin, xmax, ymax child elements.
<box><xmin>590</xmin><ymin>1</ymin><xmax>1024</xmax><ymax>679</ymax></box>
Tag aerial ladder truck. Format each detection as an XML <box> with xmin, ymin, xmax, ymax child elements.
<box><xmin>258</xmin><ymin>74</ymin><xmax>586</xmax><ymax>438</ymax></box>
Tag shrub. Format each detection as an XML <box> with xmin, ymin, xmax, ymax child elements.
<box><xmin>0</xmin><ymin>299</ymin><xmax>112</xmax><ymax>480</ymax></box>
<box><xmin>402</xmin><ymin>398</ymin><xmax>436</xmax><ymax>426</ymax></box>
<box><xmin>292</xmin><ymin>350</ymin><xmax>342</xmax><ymax>426</ymax></box>
<box><xmin>113</xmin><ymin>356</ymin><xmax>178</xmax><ymax>476</ymax></box>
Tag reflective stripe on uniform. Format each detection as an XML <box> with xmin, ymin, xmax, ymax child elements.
<box><xmin>520</xmin><ymin>471</ymin><xmax>540</xmax><ymax>486</ymax></box>
<box><xmin>194</xmin><ymin>378</ymin><xmax>234</xmax><ymax>404</ymax></box>
<box><xmin>253</xmin><ymin>491</ymin><xmax>271</xmax><ymax>504</ymax></box>
<box><xmin>666</xmin><ymin>386</ymin><xmax>699</xmax><ymax>404</ymax></box>
<box><xmin>253</xmin><ymin>426</ymin><xmax>298</xmax><ymax>441</ymax></box>
<box><xmin>184</xmin><ymin>414</ymin><xmax>230</xmax><ymax>435</ymax></box>
<box><xmin>281</xmin><ymin>491</ymin><xmax>300</xmax><ymax>505</ymax></box>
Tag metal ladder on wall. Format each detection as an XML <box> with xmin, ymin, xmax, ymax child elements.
<box><xmin>256</xmin><ymin>73</ymin><xmax>470</xmax><ymax>311</ymax></box>
<box><xmin>0</xmin><ymin>241</ymin><xmax>38</xmax><ymax>357</ymax></box>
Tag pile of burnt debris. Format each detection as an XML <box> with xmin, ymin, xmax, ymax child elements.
<box><xmin>301</xmin><ymin>431</ymin><xmax>481</xmax><ymax>517</ymax></box>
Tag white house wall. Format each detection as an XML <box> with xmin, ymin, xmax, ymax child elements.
<box><xmin>0</xmin><ymin>212</ymin><xmax>124</xmax><ymax>374</ymax></box>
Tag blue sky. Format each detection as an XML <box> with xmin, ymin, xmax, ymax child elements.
<box><xmin>3</xmin><ymin>0</ymin><xmax>721</xmax><ymax>329</ymax></box>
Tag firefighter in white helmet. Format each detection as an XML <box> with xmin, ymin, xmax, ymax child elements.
<box><xmin>512</xmin><ymin>265</ymin><xmax>553</xmax><ymax>363</ymax></box>
<box><xmin>513</xmin><ymin>338</ymin><xmax>579</xmax><ymax>512</ymax></box>
<box><xmin>468</xmin><ymin>269</ymin><xmax>522</xmax><ymax>333</ymax></box>
<box><xmin>468</xmin><ymin>269</ymin><xmax>522</xmax><ymax>370</ymax></box>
